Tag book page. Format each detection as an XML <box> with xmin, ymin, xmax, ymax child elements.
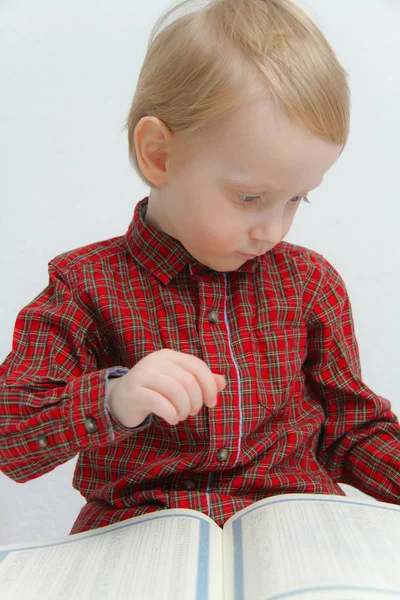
<box><xmin>0</xmin><ymin>508</ymin><xmax>223</xmax><ymax>600</ymax></box>
<box><xmin>223</xmin><ymin>493</ymin><xmax>400</xmax><ymax>600</ymax></box>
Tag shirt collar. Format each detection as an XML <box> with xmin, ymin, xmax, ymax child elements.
<box><xmin>124</xmin><ymin>196</ymin><xmax>261</xmax><ymax>285</ymax></box>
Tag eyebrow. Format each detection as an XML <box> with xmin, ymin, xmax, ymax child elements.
<box><xmin>224</xmin><ymin>174</ymin><xmax>323</xmax><ymax>192</ymax></box>
<box><xmin>224</xmin><ymin>174</ymin><xmax>275</xmax><ymax>187</ymax></box>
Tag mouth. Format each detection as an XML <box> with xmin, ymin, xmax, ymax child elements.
<box><xmin>237</xmin><ymin>252</ymin><xmax>260</xmax><ymax>259</ymax></box>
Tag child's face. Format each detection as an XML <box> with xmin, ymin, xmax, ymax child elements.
<box><xmin>142</xmin><ymin>98</ymin><xmax>342</xmax><ymax>272</ymax></box>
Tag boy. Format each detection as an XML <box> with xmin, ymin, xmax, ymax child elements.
<box><xmin>1</xmin><ymin>0</ymin><xmax>399</xmax><ymax>537</ymax></box>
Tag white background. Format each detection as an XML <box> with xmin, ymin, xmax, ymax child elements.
<box><xmin>0</xmin><ymin>0</ymin><xmax>399</xmax><ymax>545</ymax></box>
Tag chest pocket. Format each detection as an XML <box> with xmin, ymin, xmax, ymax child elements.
<box><xmin>252</xmin><ymin>327</ymin><xmax>306</xmax><ymax>415</ymax></box>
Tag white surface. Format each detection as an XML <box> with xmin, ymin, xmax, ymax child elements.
<box><xmin>0</xmin><ymin>0</ymin><xmax>399</xmax><ymax>545</ymax></box>
<box><xmin>223</xmin><ymin>494</ymin><xmax>400</xmax><ymax>600</ymax></box>
<box><xmin>0</xmin><ymin>511</ymin><xmax>222</xmax><ymax>600</ymax></box>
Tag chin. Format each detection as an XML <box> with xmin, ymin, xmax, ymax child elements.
<box><xmin>193</xmin><ymin>250</ymin><xmax>246</xmax><ymax>272</ymax></box>
<box><xmin>213</xmin><ymin>257</ymin><xmax>246</xmax><ymax>272</ymax></box>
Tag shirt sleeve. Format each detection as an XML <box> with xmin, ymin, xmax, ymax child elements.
<box><xmin>0</xmin><ymin>268</ymin><xmax>152</xmax><ymax>484</ymax></box>
<box><xmin>303</xmin><ymin>258</ymin><xmax>400</xmax><ymax>503</ymax></box>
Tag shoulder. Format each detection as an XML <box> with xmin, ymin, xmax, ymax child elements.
<box><xmin>47</xmin><ymin>234</ymin><xmax>127</xmax><ymax>280</ymax></box>
<box><xmin>265</xmin><ymin>241</ymin><xmax>349</xmax><ymax>315</ymax></box>
<box><xmin>268</xmin><ymin>240</ymin><xmax>345</xmax><ymax>285</ymax></box>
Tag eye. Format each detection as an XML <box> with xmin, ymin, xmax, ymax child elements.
<box><xmin>237</xmin><ymin>194</ymin><xmax>262</xmax><ymax>205</ymax></box>
<box><xmin>237</xmin><ymin>194</ymin><xmax>310</xmax><ymax>205</ymax></box>
<box><xmin>290</xmin><ymin>195</ymin><xmax>310</xmax><ymax>204</ymax></box>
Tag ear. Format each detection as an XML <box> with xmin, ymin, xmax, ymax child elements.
<box><xmin>134</xmin><ymin>116</ymin><xmax>173</xmax><ymax>187</ymax></box>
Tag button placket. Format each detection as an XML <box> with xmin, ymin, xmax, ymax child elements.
<box><xmin>207</xmin><ymin>308</ymin><xmax>231</xmax><ymax>465</ymax></box>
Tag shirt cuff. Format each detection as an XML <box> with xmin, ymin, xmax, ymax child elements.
<box><xmin>64</xmin><ymin>366</ymin><xmax>153</xmax><ymax>449</ymax></box>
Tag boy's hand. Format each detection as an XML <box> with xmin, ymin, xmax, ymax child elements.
<box><xmin>107</xmin><ymin>349</ymin><xmax>227</xmax><ymax>428</ymax></box>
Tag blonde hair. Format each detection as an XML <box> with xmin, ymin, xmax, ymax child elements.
<box><xmin>123</xmin><ymin>0</ymin><xmax>350</xmax><ymax>188</ymax></box>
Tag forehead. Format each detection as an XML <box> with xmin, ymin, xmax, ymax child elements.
<box><xmin>203</xmin><ymin>99</ymin><xmax>342</xmax><ymax>190</ymax></box>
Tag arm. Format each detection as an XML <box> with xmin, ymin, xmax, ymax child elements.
<box><xmin>0</xmin><ymin>268</ymin><xmax>151</xmax><ymax>483</ymax></box>
<box><xmin>303</xmin><ymin>258</ymin><xmax>400</xmax><ymax>503</ymax></box>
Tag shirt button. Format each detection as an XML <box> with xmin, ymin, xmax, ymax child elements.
<box><xmin>37</xmin><ymin>435</ymin><xmax>48</xmax><ymax>448</ymax></box>
<box><xmin>184</xmin><ymin>479</ymin><xmax>196</xmax><ymax>491</ymax></box>
<box><xmin>208</xmin><ymin>310</ymin><xmax>219</xmax><ymax>324</ymax></box>
<box><xmin>85</xmin><ymin>418</ymin><xmax>98</xmax><ymax>434</ymax></box>
<box><xmin>216</xmin><ymin>448</ymin><xmax>229</xmax><ymax>461</ymax></box>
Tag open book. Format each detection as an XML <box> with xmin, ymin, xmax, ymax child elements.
<box><xmin>1</xmin><ymin>492</ymin><xmax>400</xmax><ymax>599</ymax></box>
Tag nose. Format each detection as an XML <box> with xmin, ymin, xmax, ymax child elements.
<box><xmin>250</xmin><ymin>215</ymin><xmax>284</xmax><ymax>247</ymax></box>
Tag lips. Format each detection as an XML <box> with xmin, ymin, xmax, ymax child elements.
<box><xmin>238</xmin><ymin>252</ymin><xmax>258</xmax><ymax>258</ymax></box>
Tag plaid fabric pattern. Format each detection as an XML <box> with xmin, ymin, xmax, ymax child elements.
<box><xmin>1</xmin><ymin>196</ymin><xmax>399</xmax><ymax>535</ymax></box>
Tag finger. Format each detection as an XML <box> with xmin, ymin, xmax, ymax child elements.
<box><xmin>214</xmin><ymin>373</ymin><xmax>227</xmax><ymax>389</ymax></box>
<box><xmin>170</xmin><ymin>351</ymin><xmax>220</xmax><ymax>408</ymax></box>
<box><xmin>148</xmin><ymin>371</ymin><xmax>192</xmax><ymax>422</ymax></box>
<box><xmin>141</xmin><ymin>387</ymin><xmax>182</xmax><ymax>425</ymax></box>
<box><xmin>172</xmin><ymin>365</ymin><xmax>204</xmax><ymax>416</ymax></box>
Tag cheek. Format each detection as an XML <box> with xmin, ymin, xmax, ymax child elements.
<box><xmin>199</xmin><ymin>220</ymin><xmax>232</xmax><ymax>246</ymax></box>
<box><xmin>288</xmin><ymin>204</ymin><xmax>300</xmax><ymax>220</ymax></box>
<box><xmin>189</xmin><ymin>211</ymin><xmax>238</xmax><ymax>252</ymax></box>
<box><xmin>282</xmin><ymin>207</ymin><xmax>298</xmax><ymax>233</ymax></box>
<box><xmin>205</xmin><ymin>207</ymin><xmax>240</xmax><ymax>246</ymax></box>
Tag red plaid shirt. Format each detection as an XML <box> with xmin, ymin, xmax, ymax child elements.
<box><xmin>1</xmin><ymin>196</ymin><xmax>399</xmax><ymax>535</ymax></box>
